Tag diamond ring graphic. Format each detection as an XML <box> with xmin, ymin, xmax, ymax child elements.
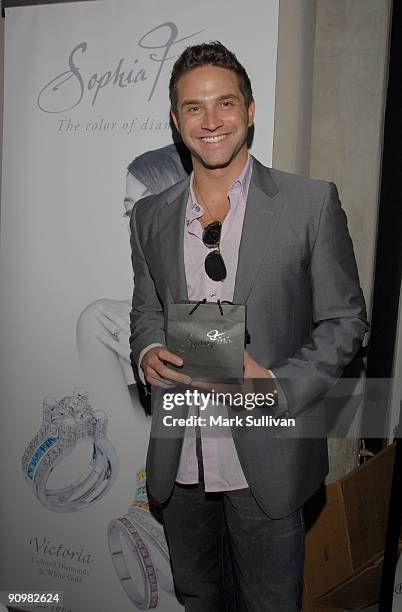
<box><xmin>108</xmin><ymin>468</ymin><xmax>174</xmax><ymax>609</ymax></box>
<box><xmin>22</xmin><ymin>387</ymin><xmax>119</xmax><ymax>512</ymax></box>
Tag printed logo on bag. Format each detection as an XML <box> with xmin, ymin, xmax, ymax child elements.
<box><xmin>184</xmin><ymin>329</ymin><xmax>233</xmax><ymax>351</ymax></box>
<box><xmin>206</xmin><ymin>330</ymin><xmax>233</xmax><ymax>344</ymax></box>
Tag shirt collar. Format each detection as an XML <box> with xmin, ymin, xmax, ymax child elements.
<box><xmin>187</xmin><ymin>154</ymin><xmax>253</xmax><ymax>224</ymax></box>
<box><xmin>229</xmin><ymin>153</ymin><xmax>253</xmax><ymax>200</ymax></box>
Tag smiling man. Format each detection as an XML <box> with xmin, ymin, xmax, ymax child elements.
<box><xmin>171</xmin><ymin>64</ymin><xmax>253</xmax><ymax>172</ymax></box>
<box><xmin>129</xmin><ymin>42</ymin><xmax>368</xmax><ymax>611</ymax></box>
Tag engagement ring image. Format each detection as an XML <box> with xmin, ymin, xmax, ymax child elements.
<box><xmin>22</xmin><ymin>387</ymin><xmax>119</xmax><ymax>512</ymax></box>
<box><xmin>108</xmin><ymin>468</ymin><xmax>175</xmax><ymax>610</ymax></box>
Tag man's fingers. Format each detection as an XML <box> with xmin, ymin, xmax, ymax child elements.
<box><xmin>191</xmin><ymin>380</ymin><xmax>239</xmax><ymax>394</ymax></box>
<box><xmin>145</xmin><ymin>349</ymin><xmax>191</xmax><ymax>384</ymax></box>
<box><xmin>152</xmin><ymin>361</ymin><xmax>191</xmax><ymax>385</ymax></box>
<box><xmin>156</xmin><ymin>347</ymin><xmax>184</xmax><ymax>367</ymax></box>
<box><xmin>190</xmin><ymin>380</ymin><xmax>217</xmax><ymax>392</ymax></box>
<box><xmin>142</xmin><ymin>346</ymin><xmax>191</xmax><ymax>385</ymax></box>
<box><xmin>143</xmin><ymin>345</ymin><xmax>183</xmax><ymax>368</ymax></box>
<box><xmin>191</xmin><ymin>379</ymin><xmax>255</xmax><ymax>396</ymax></box>
<box><xmin>145</xmin><ymin>367</ymin><xmax>175</xmax><ymax>388</ymax></box>
<box><xmin>148</xmin><ymin>376</ymin><xmax>175</xmax><ymax>389</ymax></box>
<box><xmin>144</xmin><ymin>359</ymin><xmax>191</xmax><ymax>385</ymax></box>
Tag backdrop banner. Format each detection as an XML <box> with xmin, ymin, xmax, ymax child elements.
<box><xmin>0</xmin><ymin>1</ymin><xmax>279</xmax><ymax>610</ymax></box>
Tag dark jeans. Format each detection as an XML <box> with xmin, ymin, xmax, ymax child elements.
<box><xmin>162</xmin><ymin>482</ymin><xmax>305</xmax><ymax>612</ymax></box>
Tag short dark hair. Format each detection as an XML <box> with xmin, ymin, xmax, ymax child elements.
<box><xmin>169</xmin><ymin>41</ymin><xmax>253</xmax><ymax>114</ymax></box>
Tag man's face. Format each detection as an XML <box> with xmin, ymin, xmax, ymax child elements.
<box><xmin>171</xmin><ymin>65</ymin><xmax>255</xmax><ymax>171</ymax></box>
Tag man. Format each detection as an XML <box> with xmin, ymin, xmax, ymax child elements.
<box><xmin>129</xmin><ymin>42</ymin><xmax>368</xmax><ymax>611</ymax></box>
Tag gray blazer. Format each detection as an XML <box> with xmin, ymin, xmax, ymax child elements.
<box><xmin>129</xmin><ymin>157</ymin><xmax>369</xmax><ymax>518</ymax></box>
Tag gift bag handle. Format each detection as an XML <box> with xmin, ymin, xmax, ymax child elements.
<box><xmin>187</xmin><ymin>299</ymin><xmax>251</xmax><ymax>344</ymax></box>
<box><xmin>189</xmin><ymin>298</ymin><xmax>230</xmax><ymax>316</ymax></box>
<box><xmin>188</xmin><ymin>298</ymin><xmax>207</xmax><ymax>315</ymax></box>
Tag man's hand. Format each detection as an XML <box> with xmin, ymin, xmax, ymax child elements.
<box><xmin>191</xmin><ymin>350</ymin><xmax>272</xmax><ymax>393</ymax></box>
<box><xmin>243</xmin><ymin>351</ymin><xmax>272</xmax><ymax>379</ymax></box>
<box><xmin>141</xmin><ymin>346</ymin><xmax>192</xmax><ymax>388</ymax></box>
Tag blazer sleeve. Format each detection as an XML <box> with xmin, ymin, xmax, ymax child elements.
<box><xmin>129</xmin><ymin>201</ymin><xmax>166</xmax><ymax>372</ymax></box>
<box><xmin>270</xmin><ymin>182</ymin><xmax>369</xmax><ymax>417</ymax></box>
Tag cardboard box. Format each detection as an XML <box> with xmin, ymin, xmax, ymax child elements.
<box><xmin>302</xmin><ymin>443</ymin><xmax>396</xmax><ymax>609</ymax></box>
<box><xmin>315</xmin><ymin>541</ymin><xmax>402</xmax><ymax>609</ymax></box>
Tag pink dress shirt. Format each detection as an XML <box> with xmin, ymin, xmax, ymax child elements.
<box><xmin>175</xmin><ymin>157</ymin><xmax>253</xmax><ymax>491</ymax></box>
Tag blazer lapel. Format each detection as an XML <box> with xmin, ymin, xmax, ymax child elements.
<box><xmin>233</xmin><ymin>158</ymin><xmax>284</xmax><ymax>304</ymax></box>
<box><xmin>156</xmin><ymin>159</ymin><xmax>284</xmax><ymax>304</ymax></box>
<box><xmin>157</xmin><ymin>179</ymin><xmax>189</xmax><ymax>302</ymax></box>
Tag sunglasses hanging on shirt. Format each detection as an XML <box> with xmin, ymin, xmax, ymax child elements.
<box><xmin>194</xmin><ymin>182</ymin><xmax>228</xmax><ymax>282</ymax></box>
<box><xmin>202</xmin><ymin>221</ymin><xmax>227</xmax><ymax>281</ymax></box>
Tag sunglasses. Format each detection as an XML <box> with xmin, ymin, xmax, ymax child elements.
<box><xmin>202</xmin><ymin>221</ymin><xmax>227</xmax><ymax>281</ymax></box>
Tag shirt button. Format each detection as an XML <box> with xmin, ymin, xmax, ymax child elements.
<box><xmin>209</xmin><ymin>292</ymin><xmax>216</xmax><ymax>297</ymax></box>
<box><xmin>194</xmin><ymin>205</ymin><xmax>200</xmax><ymax>212</ymax></box>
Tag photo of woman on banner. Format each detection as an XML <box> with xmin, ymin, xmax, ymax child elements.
<box><xmin>76</xmin><ymin>143</ymin><xmax>191</xmax><ymax>418</ymax></box>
